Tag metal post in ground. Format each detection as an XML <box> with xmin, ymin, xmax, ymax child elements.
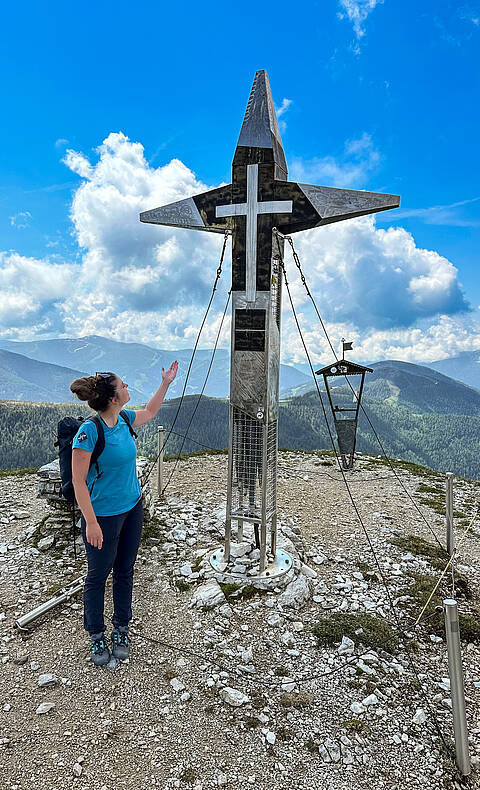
<box><xmin>444</xmin><ymin>598</ymin><xmax>471</xmax><ymax>776</ymax></box>
<box><xmin>446</xmin><ymin>472</ymin><xmax>455</xmax><ymax>556</ymax></box>
<box><xmin>157</xmin><ymin>426</ymin><xmax>164</xmax><ymax>497</ymax></box>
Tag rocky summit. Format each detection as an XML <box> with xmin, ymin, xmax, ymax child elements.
<box><xmin>0</xmin><ymin>451</ymin><xmax>480</xmax><ymax>790</ymax></box>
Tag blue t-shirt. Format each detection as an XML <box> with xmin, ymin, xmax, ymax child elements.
<box><xmin>72</xmin><ymin>408</ymin><xmax>141</xmax><ymax>517</ymax></box>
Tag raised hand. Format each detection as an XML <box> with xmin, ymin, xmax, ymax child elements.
<box><xmin>162</xmin><ymin>360</ymin><xmax>178</xmax><ymax>385</ymax></box>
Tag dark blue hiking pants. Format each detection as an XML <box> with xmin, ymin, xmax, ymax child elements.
<box><xmin>81</xmin><ymin>498</ymin><xmax>143</xmax><ymax>636</ymax></box>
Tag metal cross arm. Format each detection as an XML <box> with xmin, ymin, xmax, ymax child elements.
<box><xmin>140</xmin><ymin>172</ymin><xmax>399</xmax><ymax>301</ymax></box>
<box><xmin>139</xmin><ymin>179</ymin><xmax>400</xmax><ymax>238</ymax></box>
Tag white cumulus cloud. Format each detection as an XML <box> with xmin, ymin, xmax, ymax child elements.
<box><xmin>0</xmin><ymin>252</ymin><xmax>76</xmax><ymax>335</ymax></box>
<box><xmin>61</xmin><ymin>132</ymin><xmax>230</xmax><ymax>342</ymax></box>
<box><xmin>0</xmin><ymin>130</ymin><xmax>476</xmax><ymax>364</ymax></box>
<box><xmin>280</xmin><ymin>312</ymin><xmax>480</xmax><ymax>368</ymax></box>
<box><xmin>283</xmin><ymin>216</ymin><xmax>468</xmax><ymax>330</ymax></box>
<box><xmin>1</xmin><ymin>133</ymin><xmax>232</xmax><ymax>344</ymax></box>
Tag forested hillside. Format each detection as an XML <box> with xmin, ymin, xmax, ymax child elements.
<box><xmin>1</xmin><ymin>391</ymin><xmax>479</xmax><ymax>480</ymax></box>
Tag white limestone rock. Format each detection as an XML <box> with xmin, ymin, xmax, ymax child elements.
<box><xmin>267</xmin><ymin>613</ymin><xmax>282</xmax><ymax>627</ymax></box>
<box><xmin>191</xmin><ymin>580</ymin><xmax>226</xmax><ymax>609</ymax></box>
<box><xmin>229</xmin><ymin>542</ymin><xmax>251</xmax><ymax>558</ymax></box>
<box><xmin>356</xmin><ymin>659</ymin><xmax>376</xmax><ymax>675</ymax></box>
<box><xmin>342</xmin><ymin>748</ymin><xmax>354</xmax><ymax>765</ymax></box>
<box><xmin>319</xmin><ymin>744</ymin><xmax>331</xmax><ymax>763</ymax></box>
<box><xmin>218</xmin><ymin>603</ymin><xmax>233</xmax><ymax>619</ymax></box>
<box><xmin>300</xmin><ymin>563</ymin><xmax>317</xmax><ymax>579</ymax></box>
<box><xmin>291</xmin><ymin>621</ymin><xmax>304</xmax><ymax>632</ymax></box>
<box><xmin>37</xmin><ymin>673</ymin><xmax>58</xmax><ymax>688</ymax></box>
<box><xmin>240</xmin><ymin>647</ymin><xmax>253</xmax><ymax>663</ymax></box>
<box><xmin>219</xmin><ymin>687</ymin><xmax>250</xmax><ymax>707</ymax></box>
<box><xmin>338</xmin><ymin>636</ymin><xmax>355</xmax><ymax>655</ymax></box>
<box><xmin>37</xmin><ymin>536</ymin><xmax>54</xmax><ymax>551</ymax></box>
<box><xmin>413</xmin><ymin>708</ymin><xmax>427</xmax><ymax>725</ymax></box>
<box><xmin>312</xmin><ymin>554</ymin><xmax>327</xmax><ymax>565</ymax></box>
<box><xmin>277</xmin><ymin>575</ymin><xmax>310</xmax><ymax>610</ymax></box>
<box><xmin>350</xmin><ymin>701</ymin><xmax>365</xmax><ymax>714</ymax></box>
<box><xmin>36</xmin><ymin>702</ymin><xmax>56</xmax><ymax>715</ymax></box>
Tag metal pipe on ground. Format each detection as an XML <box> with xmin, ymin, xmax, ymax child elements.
<box><xmin>15</xmin><ymin>578</ymin><xmax>84</xmax><ymax>631</ymax></box>
<box><xmin>444</xmin><ymin>598</ymin><xmax>471</xmax><ymax>776</ymax></box>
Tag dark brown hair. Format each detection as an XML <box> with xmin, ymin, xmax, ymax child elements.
<box><xmin>70</xmin><ymin>372</ymin><xmax>117</xmax><ymax>412</ymax></box>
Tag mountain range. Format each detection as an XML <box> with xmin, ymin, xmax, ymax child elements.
<box><xmin>2</xmin><ymin>371</ymin><xmax>480</xmax><ymax>478</ymax></box>
<box><xmin>283</xmin><ymin>359</ymin><xmax>480</xmax><ymax>415</ymax></box>
<box><xmin>0</xmin><ymin>334</ymin><xmax>479</xmax><ymax>405</ymax></box>
<box><xmin>429</xmin><ymin>350</ymin><xmax>480</xmax><ymax>391</ymax></box>
<box><xmin>0</xmin><ymin>336</ymin><xmax>311</xmax><ymax>403</ymax></box>
<box><xmin>1</xmin><ymin>334</ymin><xmax>480</xmax><ymax>479</ymax></box>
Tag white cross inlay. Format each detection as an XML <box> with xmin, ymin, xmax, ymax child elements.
<box><xmin>216</xmin><ymin>164</ymin><xmax>292</xmax><ymax>302</ymax></box>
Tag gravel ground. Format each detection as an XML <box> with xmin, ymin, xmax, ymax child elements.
<box><xmin>0</xmin><ymin>451</ymin><xmax>479</xmax><ymax>790</ymax></box>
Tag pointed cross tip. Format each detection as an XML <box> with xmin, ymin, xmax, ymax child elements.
<box><xmin>237</xmin><ymin>69</ymin><xmax>284</xmax><ymax>155</ymax></box>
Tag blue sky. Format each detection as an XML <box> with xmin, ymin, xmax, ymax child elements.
<box><xmin>1</xmin><ymin>0</ymin><xmax>479</xmax><ymax>364</ymax></box>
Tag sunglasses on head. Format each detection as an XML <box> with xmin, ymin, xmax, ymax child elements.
<box><xmin>95</xmin><ymin>372</ymin><xmax>112</xmax><ymax>379</ymax></box>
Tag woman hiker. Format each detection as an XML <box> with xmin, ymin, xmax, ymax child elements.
<box><xmin>70</xmin><ymin>362</ymin><xmax>178</xmax><ymax>665</ymax></box>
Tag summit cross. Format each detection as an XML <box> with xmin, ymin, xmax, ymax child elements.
<box><xmin>140</xmin><ymin>70</ymin><xmax>400</xmax><ymax>576</ymax></box>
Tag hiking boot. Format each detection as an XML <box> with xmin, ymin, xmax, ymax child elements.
<box><xmin>90</xmin><ymin>635</ymin><xmax>110</xmax><ymax>666</ymax></box>
<box><xmin>111</xmin><ymin>629</ymin><xmax>130</xmax><ymax>660</ymax></box>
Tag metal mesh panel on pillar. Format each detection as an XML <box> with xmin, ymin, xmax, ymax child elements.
<box><xmin>231</xmin><ymin>408</ymin><xmax>276</xmax><ymax>520</ymax></box>
<box><xmin>266</xmin><ymin>420</ymin><xmax>277</xmax><ymax>516</ymax></box>
<box><xmin>231</xmin><ymin>407</ymin><xmax>263</xmax><ymax>518</ymax></box>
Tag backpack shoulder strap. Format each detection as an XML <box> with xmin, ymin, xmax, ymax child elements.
<box><xmin>87</xmin><ymin>416</ymin><xmax>105</xmax><ymax>473</ymax></box>
<box><xmin>120</xmin><ymin>410</ymin><xmax>138</xmax><ymax>439</ymax></box>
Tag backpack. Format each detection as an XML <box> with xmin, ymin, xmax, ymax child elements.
<box><xmin>56</xmin><ymin>411</ymin><xmax>137</xmax><ymax>503</ymax></box>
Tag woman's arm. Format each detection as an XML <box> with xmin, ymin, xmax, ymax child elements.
<box><xmin>132</xmin><ymin>360</ymin><xmax>178</xmax><ymax>428</ymax></box>
<box><xmin>72</xmin><ymin>448</ymin><xmax>103</xmax><ymax>549</ymax></box>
